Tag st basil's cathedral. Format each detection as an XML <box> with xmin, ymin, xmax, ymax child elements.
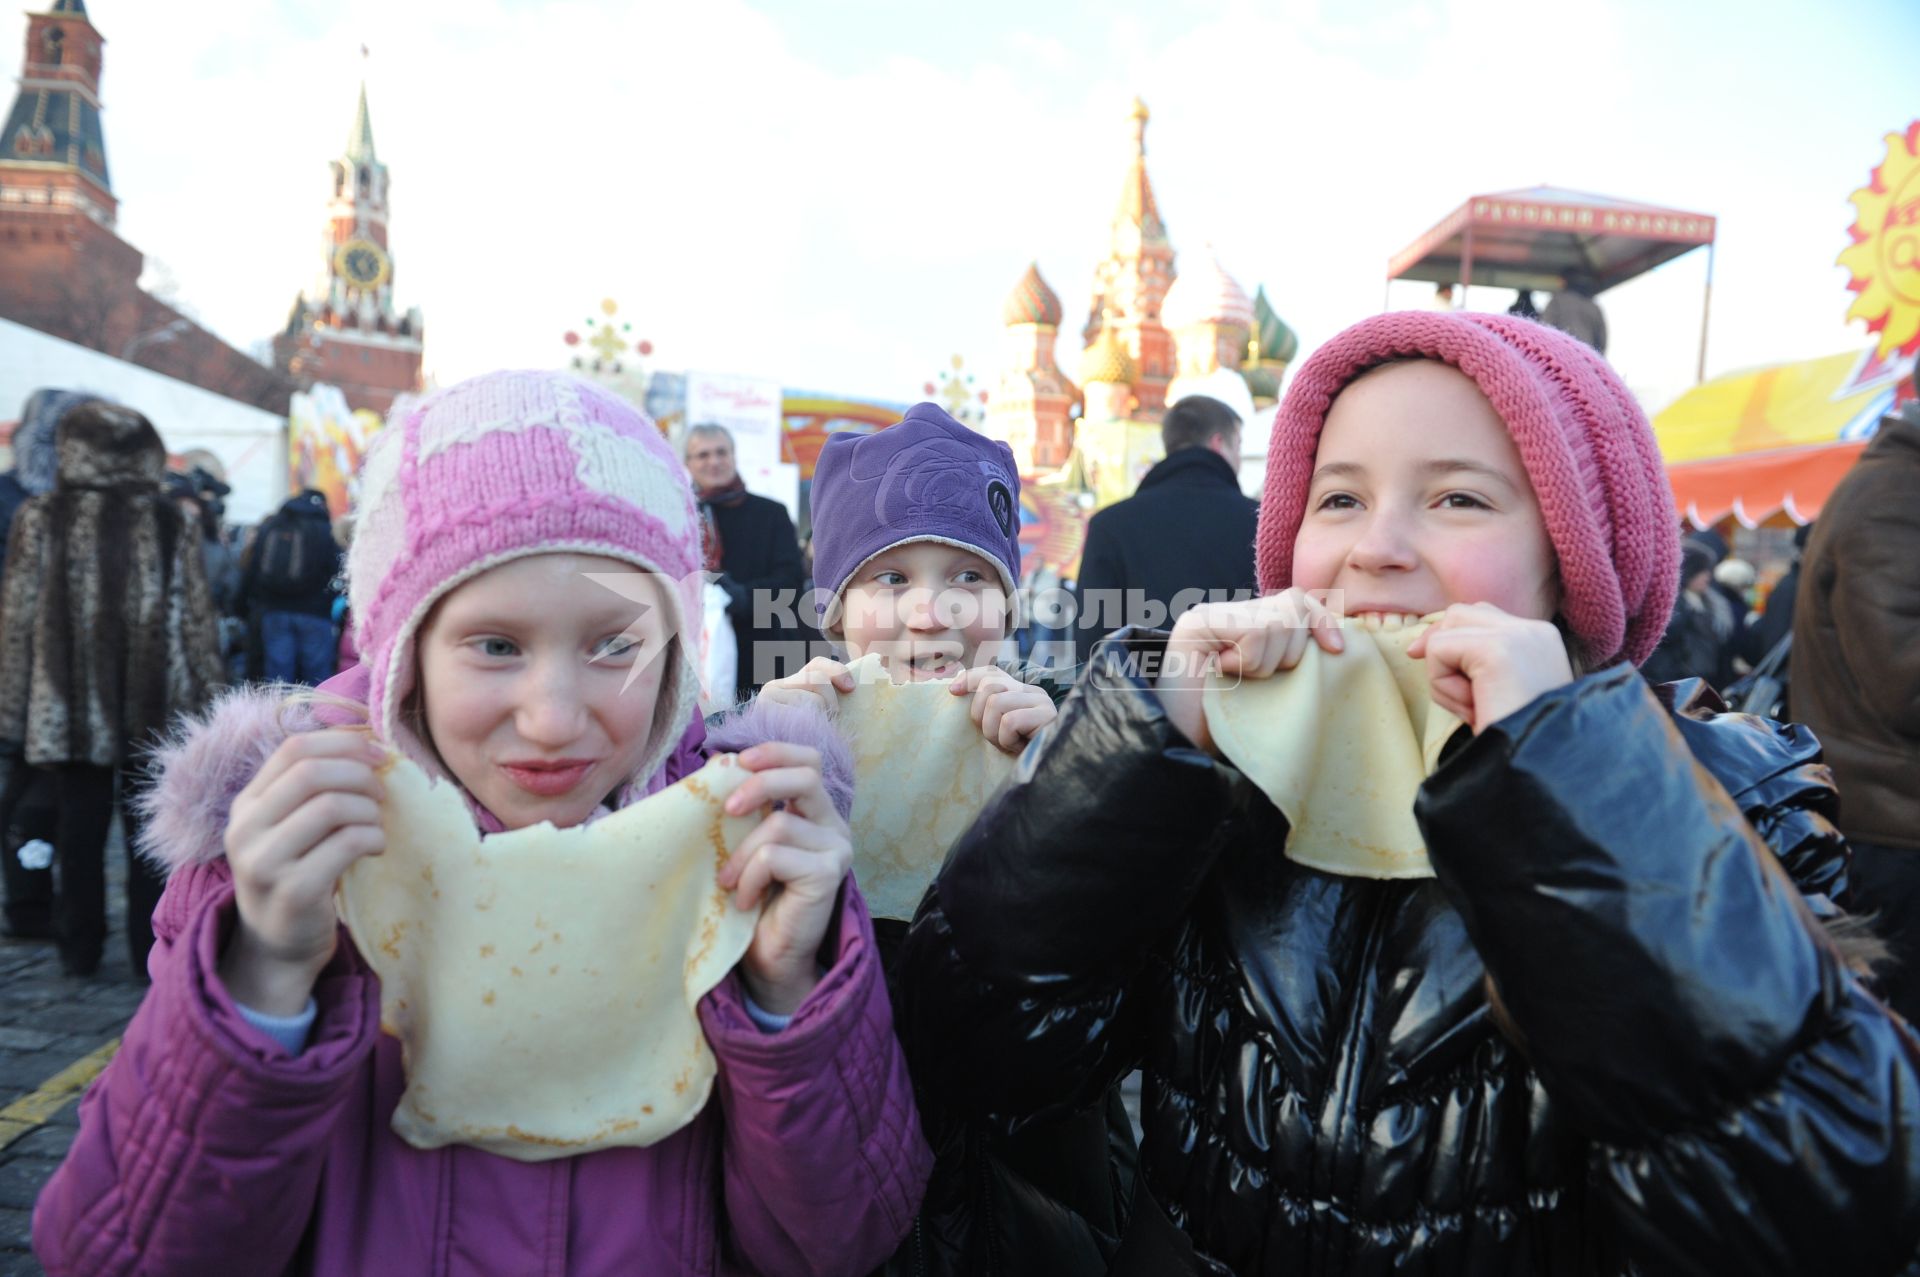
<box><xmin>984</xmin><ymin>98</ymin><xmax>1298</xmax><ymax>512</ymax></box>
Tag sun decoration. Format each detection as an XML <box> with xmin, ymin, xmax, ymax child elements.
<box><xmin>1838</xmin><ymin>120</ymin><xmax>1920</xmax><ymax>359</ymax></box>
<box><xmin>562</xmin><ymin>298</ymin><xmax>655</xmax><ymax>376</ymax></box>
<box><xmin>927</xmin><ymin>353</ymin><xmax>988</xmax><ymax>425</ymax></box>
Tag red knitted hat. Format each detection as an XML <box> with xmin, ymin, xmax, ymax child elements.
<box><xmin>1256</xmin><ymin>311</ymin><xmax>1678</xmax><ymax>668</ymax></box>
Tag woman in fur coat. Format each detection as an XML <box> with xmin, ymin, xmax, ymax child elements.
<box><xmin>0</xmin><ymin>399</ymin><xmax>224</xmax><ymax>976</ymax></box>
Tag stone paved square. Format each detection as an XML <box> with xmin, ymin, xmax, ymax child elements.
<box><xmin>0</xmin><ymin>835</ymin><xmax>146</xmax><ymax>1276</ymax></box>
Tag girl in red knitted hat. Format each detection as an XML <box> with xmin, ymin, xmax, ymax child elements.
<box><xmin>896</xmin><ymin>311</ymin><xmax>1920</xmax><ymax>1275</ymax></box>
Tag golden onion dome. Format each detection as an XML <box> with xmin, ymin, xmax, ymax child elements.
<box><xmin>1079</xmin><ymin>325</ymin><xmax>1137</xmax><ymax>385</ymax></box>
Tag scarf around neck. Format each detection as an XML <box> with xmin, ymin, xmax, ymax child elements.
<box><xmin>695</xmin><ymin>475</ymin><xmax>749</xmax><ymax>572</ymax></box>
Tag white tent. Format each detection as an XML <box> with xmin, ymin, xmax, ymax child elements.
<box><xmin>0</xmin><ymin>317</ymin><xmax>288</xmax><ymax>523</ymax></box>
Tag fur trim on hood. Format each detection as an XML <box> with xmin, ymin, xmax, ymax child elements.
<box><xmin>136</xmin><ymin>683</ymin><xmax>856</xmax><ymax>876</ymax></box>
<box><xmin>705</xmin><ymin>695</ymin><xmax>856</xmax><ymax>822</ymax></box>
<box><xmin>134</xmin><ymin>683</ymin><xmax>321</xmax><ymax>872</ymax></box>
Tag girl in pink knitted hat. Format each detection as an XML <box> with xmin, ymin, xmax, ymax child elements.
<box><xmin>35</xmin><ymin>371</ymin><xmax>930</xmax><ymax>1276</ymax></box>
<box><xmin>896</xmin><ymin>312</ymin><xmax>1920</xmax><ymax>1274</ymax></box>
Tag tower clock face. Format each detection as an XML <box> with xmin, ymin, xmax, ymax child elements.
<box><xmin>335</xmin><ymin>238</ymin><xmax>391</xmax><ymax>289</ymax></box>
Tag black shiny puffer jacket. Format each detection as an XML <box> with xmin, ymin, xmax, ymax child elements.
<box><xmin>899</xmin><ymin>636</ymin><xmax>1920</xmax><ymax>1275</ymax></box>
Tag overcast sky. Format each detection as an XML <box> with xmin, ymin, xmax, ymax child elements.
<box><xmin>14</xmin><ymin>0</ymin><xmax>1915</xmax><ymax>415</ymax></box>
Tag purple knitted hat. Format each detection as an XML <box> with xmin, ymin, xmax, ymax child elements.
<box><xmin>1257</xmin><ymin>311</ymin><xmax>1679</xmax><ymax>669</ymax></box>
<box><xmin>810</xmin><ymin>402</ymin><xmax>1023</xmax><ymax>632</ymax></box>
<box><xmin>346</xmin><ymin>371</ymin><xmax>702</xmax><ymax>783</ymax></box>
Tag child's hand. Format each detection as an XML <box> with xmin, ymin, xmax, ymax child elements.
<box><xmin>719</xmin><ymin>742</ymin><xmax>854</xmax><ymax>1017</ymax></box>
<box><xmin>219</xmin><ymin>730</ymin><xmax>389</xmax><ymax>1015</ymax></box>
<box><xmin>1405</xmin><ymin>603</ymin><xmax>1574</xmax><ymax>734</ymax></box>
<box><xmin>948</xmin><ymin>666</ymin><xmax>1057</xmax><ymax>754</ymax></box>
<box><xmin>757</xmin><ymin>657</ymin><xmax>857</xmax><ymax>717</ymax></box>
<box><xmin>1156</xmin><ymin>589</ymin><xmax>1346</xmax><ymax>754</ymax></box>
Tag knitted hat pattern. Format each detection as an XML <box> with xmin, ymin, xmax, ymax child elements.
<box><xmin>809</xmin><ymin>401</ymin><xmax>1024</xmax><ymax>633</ymax></box>
<box><xmin>346</xmin><ymin>371</ymin><xmax>702</xmax><ymax>788</ymax></box>
<box><xmin>1256</xmin><ymin>311</ymin><xmax>1678</xmax><ymax>668</ymax></box>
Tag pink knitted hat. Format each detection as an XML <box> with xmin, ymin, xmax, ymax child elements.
<box><xmin>1256</xmin><ymin>311</ymin><xmax>1678</xmax><ymax>668</ymax></box>
<box><xmin>346</xmin><ymin>371</ymin><xmax>702</xmax><ymax>785</ymax></box>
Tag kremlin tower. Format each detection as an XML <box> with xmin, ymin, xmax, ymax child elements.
<box><xmin>0</xmin><ymin>0</ymin><xmax>289</xmax><ymax>412</ymax></box>
<box><xmin>273</xmin><ymin>84</ymin><xmax>424</xmax><ymax>417</ymax></box>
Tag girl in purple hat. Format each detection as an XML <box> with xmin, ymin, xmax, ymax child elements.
<box><xmin>34</xmin><ymin>371</ymin><xmax>931</xmax><ymax>1276</ymax></box>
<box><xmin>757</xmin><ymin>401</ymin><xmax>1138</xmax><ymax>1275</ymax></box>
<box><xmin>760</xmin><ymin>400</ymin><xmax>1059</xmax><ymax>753</ymax></box>
<box><xmin>897</xmin><ymin>313</ymin><xmax>1920</xmax><ymax>1274</ymax></box>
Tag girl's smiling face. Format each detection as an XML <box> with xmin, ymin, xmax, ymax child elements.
<box><xmin>1291</xmin><ymin>359</ymin><xmax>1560</xmax><ymax>623</ymax></box>
<box><xmin>414</xmin><ymin>553</ymin><xmax>674</xmax><ymax>831</ymax></box>
<box><xmin>836</xmin><ymin>541</ymin><xmax>1013</xmax><ymax>680</ymax></box>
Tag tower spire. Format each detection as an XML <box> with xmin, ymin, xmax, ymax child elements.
<box><xmin>345</xmin><ymin>81</ymin><xmax>377</xmax><ymax>164</ymax></box>
<box><xmin>1111</xmin><ymin>96</ymin><xmax>1165</xmax><ymax>244</ymax></box>
<box><xmin>1078</xmin><ymin>97</ymin><xmax>1176</xmax><ymax>411</ymax></box>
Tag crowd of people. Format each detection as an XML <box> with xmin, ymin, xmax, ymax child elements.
<box><xmin>0</xmin><ymin>391</ymin><xmax>361</xmax><ymax>975</ymax></box>
<box><xmin>3</xmin><ymin>309</ymin><xmax>1918</xmax><ymax>1274</ymax></box>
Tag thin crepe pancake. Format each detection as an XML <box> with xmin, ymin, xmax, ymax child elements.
<box><xmin>834</xmin><ymin>653</ymin><xmax>1020</xmax><ymax>921</ymax></box>
<box><xmin>1201</xmin><ymin>613</ymin><xmax>1463</xmax><ymax>879</ymax></box>
<box><xmin>336</xmin><ymin>753</ymin><xmax>762</xmax><ymax>1162</ymax></box>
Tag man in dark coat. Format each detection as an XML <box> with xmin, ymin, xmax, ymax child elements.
<box><xmin>1073</xmin><ymin>395</ymin><xmax>1258</xmax><ymax>666</ymax></box>
<box><xmin>684</xmin><ymin>424</ymin><xmax>808</xmax><ymax>700</ymax></box>
<box><xmin>237</xmin><ymin>488</ymin><xmax>343</xmax><ymax>685</ymax></box>
<box><xmin>1641</xmin><ymin>540</ymin><xmax>1728</xmax><ymax>687</ymax></box>
<box><xmin>1794</xmin><ymin>378</ymin><xmax>1920</xmax><ymax>1021</ymax></box>
<box><xmin>0</xmin><ymin>400</ymin><xmax>224</xmax><ymax>975</ymax></box>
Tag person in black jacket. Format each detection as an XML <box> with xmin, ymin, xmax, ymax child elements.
<box><xmin>1739</xmin><ymin>520</ymin><xmax>1810</xmax><ymax>667</ymax></box>
<box><xmin>899</xmin><ymin>311</ymin><xmax>1920</xmax><ymax>1275</ymax></box>
<box><xmin>684</xmin><ymin>424</ymin><xmax>809</xmax><ymax>700</ymax></box>
<box><xmin>1640</xmin><ymin>539</ymin><xmax>1726</xmax><ymax>686</ymax></box>
<box><xmin>237</xmin><ymin>488</ymin><xmax>344</xmax><ymax>685</ymax></box>
<box><xmin>1073</xmin><ymin>395</ymin><xmax>1259</xmax><ymax>668</ymax></box>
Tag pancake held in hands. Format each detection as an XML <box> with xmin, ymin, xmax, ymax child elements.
<box><xmin>336</xmin><ymin>754</ymin><xmax>763</xmax><ymax>1162</ymax></box>
<box><xmin>834</xmin><ymin>653</ymin><xmax>1020</xmax><ymax>921</ymax></box>
<box><xmin>1202</xmin><ymin>613</ymin><xmax>1464</xmax><ymax>879</ymax></box>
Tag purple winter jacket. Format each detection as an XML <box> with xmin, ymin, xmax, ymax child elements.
<box><xmin>33</xmin><ymin>679</ymin><xmax>931</xmax><ymax>1276</ymax></box>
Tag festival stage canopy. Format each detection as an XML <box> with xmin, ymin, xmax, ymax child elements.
<box><xmin>1653</xmin><ymin>345</ymin><xmax>1913</xmax><ymax>528</ymax></box>
<box><xmin>1387</xmin><ymin>186</ymin><xmax>1717</xmax><ymax>294</ymax></box>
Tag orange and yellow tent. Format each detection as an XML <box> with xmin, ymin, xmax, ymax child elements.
<box><xmin>1654</xmin><ymin>346</ymin><xmax>1913</xmax><ymax>527</ymax></box>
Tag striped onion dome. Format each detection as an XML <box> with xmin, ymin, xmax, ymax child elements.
<box><xmin>1162</xmin><ymin>246</ymin><xmax>1253</xmax><ymax>330</ymax></box>
<box><xmin>1252</xmin><ymin>286</ymin><xmax>1299</xmax><ymax>364</ymax></box>
<box><xmin>1002</xmin><ymin>262</ymin><xmax>1063</xmax><ymax>327</ymax></box>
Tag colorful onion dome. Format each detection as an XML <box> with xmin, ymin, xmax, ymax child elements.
<box><xmin>1162</xmin><ymin>245</ymin><xmax>1254</xmax><ymax>331</ymax></box>
<box><xmin>1080</xmin><ymin>324</ymin><xmax>1136</xmax><ymax>385</ymax></box>
<box><xmin>1002</xmin><ymin>262</ymin><xmax>1063</xmax><ymax>327</ymax></box>
<box><xmin>1243</xmin><ymin>364</ymin><xmax>1281</xmax><ymax>401</ymax></box>
<box><xmin>1252</xmin><ymin>286</ymin><xmax>1299</xmax><ymax>364</ymax></box>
